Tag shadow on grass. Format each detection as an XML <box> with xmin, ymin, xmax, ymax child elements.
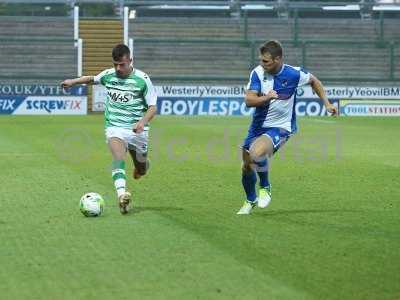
<box><xmin>254</xmin><ymin>209</ymin><xmax>360</xmax><ymax>217</ymax></box>
<box><xmin>133</xmin><ymin>206</ymin><xmax>184</xmax><ymax>214</ymax></box>
<box><xmin>254</xmin><ymin>209</ymin><xmax>398</xmax><ymax>239</ymax></box>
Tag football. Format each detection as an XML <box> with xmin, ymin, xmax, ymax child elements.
<box><xmin>79</xmin><ymin>192</ymin><xmax>105</xmax><ymax>217</ymax></box>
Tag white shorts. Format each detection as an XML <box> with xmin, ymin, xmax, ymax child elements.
<box><xmin>105</xmin><ymin>127</ymin><xmax>149</xmax><ymax>154</ymax></box>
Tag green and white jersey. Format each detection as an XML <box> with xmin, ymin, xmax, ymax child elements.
<box><xmin>94</xmin><ymin>68</ymin><xmax>157</xmax><ymax>130</ymax></box>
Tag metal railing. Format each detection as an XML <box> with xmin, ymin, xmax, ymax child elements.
<box><xmin>131</xmin><ymin>38</ymin><xmax>399</xmax><ymax>83</ymax></box>
<box><xmin>242</xmin><ymin>9</ymin><xmax>400</xmax><ymax>45</ymax></box>
<box><xmin>0</xmin><ymin>36</ymin><xmax>397</xmax><ymax>82</ymax></box>
<box><xmin>0</xmin><ymin>2</ymin><xmax>399</xmax><ymax>83</ymax></box>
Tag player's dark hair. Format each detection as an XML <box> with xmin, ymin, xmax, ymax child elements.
<box><xmin>260</xmin><ymin>40</ymin><xmax>283</xmax><ymax>59</ymax></box>
<box><xmin>112</xmin><ymin>44</ymin><xmax>130</xmax><ymax>61</ymax></box>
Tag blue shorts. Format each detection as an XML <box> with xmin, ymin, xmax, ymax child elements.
<box><xmin>242</xmin><ymin>127</ymin><xmax>292</xmax><ymax>153</ymax></box>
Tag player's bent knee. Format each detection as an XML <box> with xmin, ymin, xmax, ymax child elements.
<box><xmin>249</xmin><ymin>148</ymin><xmax>264</xmax><ymax>163</ymax></box>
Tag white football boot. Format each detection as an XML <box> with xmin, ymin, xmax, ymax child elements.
<box><xmin>237</xmin><ymin>201</ymin><xmax>257</xmax><ymax>215</ymax></box>
<box><xmin>257</xmin><ymin>187</ymin><xmax>272</xmax><ymax>208</ymax></box>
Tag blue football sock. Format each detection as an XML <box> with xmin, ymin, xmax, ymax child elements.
<box><xmin>254</xmin><ymin>159</ymin><xmax>270</xmax><ymax>189</ymax></box>
<box><xmin>241</xmin><ymin>170</ymin><xmax>257</xmax><ymax>202</ymax></box>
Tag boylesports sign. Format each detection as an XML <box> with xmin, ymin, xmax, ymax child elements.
<box><xmin>92</xmin><ymin>85</ymin><xmax>400</xmax><ymax>116</ymax></box>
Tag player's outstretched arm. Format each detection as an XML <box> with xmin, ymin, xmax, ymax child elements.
<box><xmin>309</xmin><ymin>74</ymin><xmax>338</xmax><ymax>116</ymax></box>
<box><xmin>60</xmin><ymin>76</ymin><xmax>94</xmax><ymax>89</ymax></box>
<box><xmin>245</xmin><ymin>90</ymin><xmax>277</xmax><ymax>107</ymax></box>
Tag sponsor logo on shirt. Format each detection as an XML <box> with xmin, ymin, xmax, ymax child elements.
<box><xmin>107</xmin><ymin>90</ymin><xmax>134</xmax><ymax>103</ymax></box>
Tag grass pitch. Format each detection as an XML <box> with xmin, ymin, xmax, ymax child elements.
<box><xmin>0</xmin><ymin>115</ymin><xmax>399</xmax><ymax>299</ymax></box>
